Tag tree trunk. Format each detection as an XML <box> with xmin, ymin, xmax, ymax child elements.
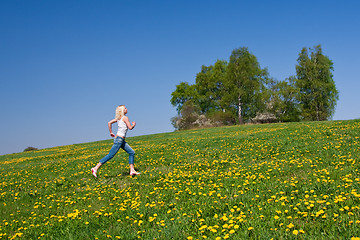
<box><xmin>238</xmin><ymin>95</ymin><xmax>244</xmax><ymax>124</ymax></box>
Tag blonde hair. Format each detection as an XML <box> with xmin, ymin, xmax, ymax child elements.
<box><xmin>115</xmin><ymin>105</ymin><xmax>125</xmax><ymax>120</ymax></box>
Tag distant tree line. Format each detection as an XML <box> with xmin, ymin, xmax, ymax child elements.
<box><xmin>170</xmin><ymin>45</ymin><xmax>339</xmax><ymax>130</ymax></box>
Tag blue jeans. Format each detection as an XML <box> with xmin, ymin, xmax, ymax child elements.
<box><xmin>99</xmin><ymin>137</ymin><xmax>135</xmax><ymax>165</ymax></box>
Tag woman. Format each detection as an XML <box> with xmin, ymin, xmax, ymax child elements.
<box><xmin>91</xmin><ymin>105</ymin><xmax>140</xmax><ymax>177</ymax></box>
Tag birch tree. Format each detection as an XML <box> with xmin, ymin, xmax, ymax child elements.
<box><xmin>224</xmin><ymin>47</ymin><xmax>268</xmax><ymax>124</ymax></box>
<box><xmin>295</xmin><ymin>45</ymin><xmax>339</xmax><ymax>121</ymax></box>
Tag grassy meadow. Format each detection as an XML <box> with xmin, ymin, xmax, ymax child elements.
<box><xmin>0</xmin><ymin>120</ymin><xmax>359</xmax><ymax>239</ymax></box>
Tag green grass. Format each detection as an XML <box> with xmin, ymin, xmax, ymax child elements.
<box><xmin>1</xmin><ymin>120</ymin><xmax>360</xmax><ymax>239</ymax></box>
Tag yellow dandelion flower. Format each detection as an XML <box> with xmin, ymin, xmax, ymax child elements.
<box><xmin>287</xmin><ymin>223</ymin><xmax>294</xmax><ymax>229</ymax></box>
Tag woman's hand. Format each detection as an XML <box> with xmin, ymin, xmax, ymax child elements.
<box><xmin>132</xmin><ymin>121</ymin><xmax>136</xmax><ymax>128</ymax></box>
<box><xmin>110</xmin><ymin>132</ymin><xmax>115</xmax><ymax>137</ymax></box>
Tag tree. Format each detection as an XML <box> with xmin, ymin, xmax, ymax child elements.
<box><xmin>269</xmin><ymin>76</ymin><xmax>301</xmax><ymax>122</ymax></box>
<box><xmin>170</xmin><ymin>82</ymin><xmax>198</xmax><ymax>114</ymax></box>
<box><xmin>224</xmin><ymin>47</ymin><xmax>268</xmax><ymax>124</ymax></box>
<box><xmin>295</xmin><ymin>45</ymin><xmax>339</xmax><ymax>121</ymax></box>
<box><xmin>195</xmin><ymin>60</ymin><xmax>228</xmax><ymax>113</ymax></box>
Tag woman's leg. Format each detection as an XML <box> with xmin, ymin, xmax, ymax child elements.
<box><xmin>99</xmin><ymin>141</ymin><xmax>122</xmax><ymax>165</ymax></box>
<box><xmin>92</xmin><ymin>138</ymin><xmax>122</xmax><ymax>176</ymax></box>
<box><xmin>122</xmin><ymin>142</ymin><xmax>139</xmax><ymax>175</ymax></box>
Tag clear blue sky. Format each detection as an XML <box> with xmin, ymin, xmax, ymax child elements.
<box><xmin>1</xmin><ymin>0</ymin><xmax>359</xmax><ymax>155</ymax></box>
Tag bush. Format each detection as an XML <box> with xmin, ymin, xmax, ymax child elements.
<box><xmin>250</xmin><ymin>112</ymin><xmax>277</xmax><ymax>124</ymax></box>
<box><xmin>172</xmin><ymin>109</ymin><xmax>237</xmax><ymax>131</ymax></box>
<box><xmin>207</xmin><ymin>111</ymin><xmax>236</xmax><ymax>127</ymax></box>
<box><xmin>171</xmin><ymin>101</ymin><xmax>203</xmax><ymax>130</ymax></box>
<box><xmin>24</xmin><ymin>147</ymin><xmax>38</xmax><ymax>152</ymax></box>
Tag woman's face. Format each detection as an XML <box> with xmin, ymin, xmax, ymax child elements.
<box><xmin>124</xmin><ymin>106</ymin><xmax>128</xmax><ymax>114</ymax></box>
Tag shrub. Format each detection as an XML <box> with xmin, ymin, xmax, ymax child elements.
<box><xmin>207</xmin><ymin>111</ymin><xmax>237</xmax><ymax>126</ymax></box>
<box><xmin>24</xmin><ymin>147</ymin><xmax>38</xmax><ymax>152</ymax></box>
<box><xmin>250</xmin><ymin>112</ymin><xmax>277</xmax><ymax>124</ymax></box>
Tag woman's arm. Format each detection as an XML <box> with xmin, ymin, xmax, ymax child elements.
<box><xmin>122</xmin><ymin>116</ymin><xmax>136</xmax><ymax>130</ymax></box>
<box><xmin>108</xmin><ymin>118</ymin><xmax>117</xmax><ymax>137</ymax></box>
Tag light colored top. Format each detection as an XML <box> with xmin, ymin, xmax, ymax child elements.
<box><xmin>117</xmin><ymin>117</ymin><xmax>128</xmax><ymax>137</ymax></box>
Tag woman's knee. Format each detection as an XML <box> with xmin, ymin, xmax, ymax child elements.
<box><xmin>129</xmin><ymin>149</ymin><xmax>135</xmax><ymax>156</ymax></box>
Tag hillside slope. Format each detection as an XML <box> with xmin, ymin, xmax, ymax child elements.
<box><xmin>1</xmin><ymin>120</ymin><xmax>359</xmax><ymax>239</ymax></box>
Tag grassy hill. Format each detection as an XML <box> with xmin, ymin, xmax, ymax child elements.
<box><xmin>1</xmin><ymin>120</ymin><xmax>359</xmax><ymax>239</ymax></box>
